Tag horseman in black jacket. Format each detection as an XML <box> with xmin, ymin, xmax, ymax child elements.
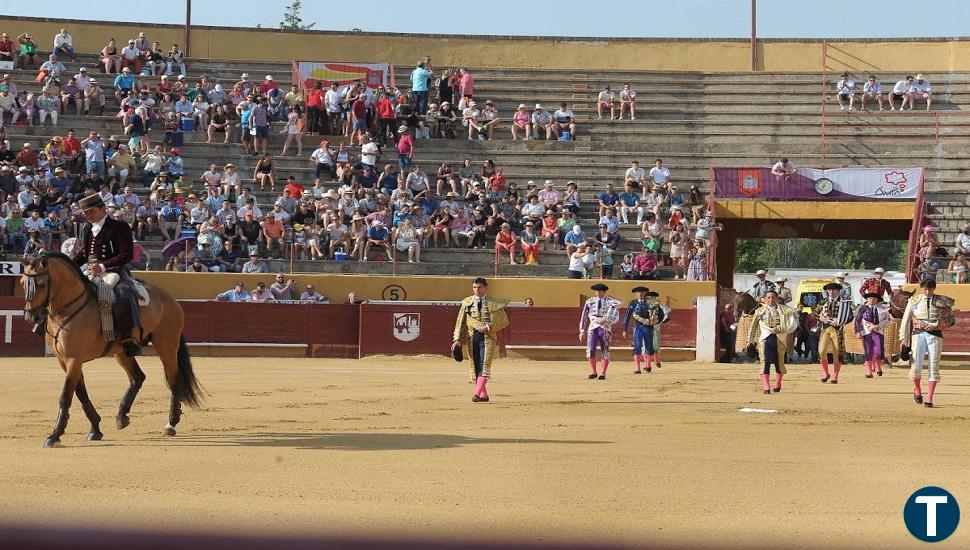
<box><xmin>71</xmin><ymin>193</ymin><xmax>143</xmax><ymax>356</ymax></box>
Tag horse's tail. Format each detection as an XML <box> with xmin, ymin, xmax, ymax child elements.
<box><xmin>174</xmin><ymin>335</ymin><xmax>203</xmax><ymax>408</ymax></box>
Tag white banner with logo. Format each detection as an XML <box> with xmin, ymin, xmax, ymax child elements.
<box><xmin>0</xmin><ymin>261</ymin><xmax>23</xmax><ymax>277</ymax></box>
<box><xmin>296</xmin><ymin>61</ymin><xmax>391</xmax><ymax>91</ymax></box>
<box><xmin>796</xmin><ymin>167</ymin><xmax>923</xmax><ymax>199</ymax></box>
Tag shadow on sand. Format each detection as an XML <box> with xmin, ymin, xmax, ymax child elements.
<box><xmin>150</xmin><ymin>432</ymin><xmax>611</xmax><ymax>451</ymax></box>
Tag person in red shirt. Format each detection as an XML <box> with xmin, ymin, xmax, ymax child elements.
<box><xmin>350</xmin><ymin>96</ymin><xmax>368</xmax><ymax>146</ymax></box>
<box><xmin>489</xmin><ymin>168</ymin><xmax>507</xmax><ymax>198</ymax></box>
<box><xmin>16</xmin><ymin>143</ymin><xmax>38</xmax><ymax>169</ymax></box>
<box><xmin>396</xmin><ymin>127</ymin><xmax>414</xmax><ymax>170</ymax></box>
<box><xmin>305</xmin><ymin>81</ymin><xmax>325</xmax><ymax>135</ymax></box>
<box><xmin>859</xmin><ymin>267</ymin><xmax>893</xmax><ymax>301</ymax></box>
<box><xmin>0</xmin><ymin>33</ymin><xmax>14</xmax><ymax>64</ymax></box>
<box><xmin>494</xmin><ymin>223</ymin><xmax>517</xmax><ymax>265</ymax></box>
<box><xmin>61</xmin><ymin>129</ymin><xmax>83</xmax><ymax>173</ymax></box>
<box><xmin>376</xmin><ymin>92</ymin><xmax>397</xmax><ymax>145</ymax></box>
<box><xmin>259</xmin><ymin>75</ymin><xmax>279</xmax><ymax>95</ymax></box>
<box><xmin>283</xmin><ymin>176</ymin><xmax>304</xmax><ymax>199</ymax></box>
<box><xmin>633</xmin><ymin>248</ymin><xmax>659</xmax><ymax>280</ymax></box>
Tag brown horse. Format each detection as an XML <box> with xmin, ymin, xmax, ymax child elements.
<box><xmin>731</xmin><ymin>290</ymin><xmax>760</xmax><ymax>316</ymax></box>
<box><xmin>21</xmin><ymin>252</ymin><xmax>202</xmax><ymax>447</ymax></box>
<box><xmin>889</xmin><ymin>288</ymin><xmax>913</xmax><ymax>319</ymax></box>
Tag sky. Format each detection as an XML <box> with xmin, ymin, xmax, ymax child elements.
<box><xmin>5</xmin><ymin>0</ymin><xmax>970</xmax><ymax>39</ymax></box>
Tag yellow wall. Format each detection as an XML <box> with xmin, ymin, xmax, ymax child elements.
<box><xmin>137</xmin><ymin>272</ymin><xmax>714</xmax><ymax>309</ymax></box>
<box><xmin>6</xmin><ymin>16</ymin><xmax>970</xmax><ymax>72</ymax></box>
<box><xmin>715</xmin><ymin>200</ymin><xmax>916</xmax><ymax>220</ymax></box>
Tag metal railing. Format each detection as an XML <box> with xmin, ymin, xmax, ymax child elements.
<box><xmin>905</xmin><ymin>174</ymin><xmax>927</xmax><ymax>283</ymax></box>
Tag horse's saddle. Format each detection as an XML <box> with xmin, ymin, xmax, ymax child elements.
<box><xmin>88</xmin><ymin>273</ymin><xmax>150</xmax><ymax>307</ymax></box>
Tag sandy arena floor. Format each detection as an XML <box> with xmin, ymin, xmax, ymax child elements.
<box><xmin>0</xmin><ymin>356</ymin><xmax>968</xmax><ymax>548</ymax></box>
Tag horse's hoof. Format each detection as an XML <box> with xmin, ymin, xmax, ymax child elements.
<box><xmin>87</xmin><ymin>431</ymin><xmax>103</xmax><ymax>441</ymax></box>
<box><xmin>116</xmin><ymin>415</ymin><xmax>130</xmax><ymax>430</ymax></box>
<box><xmin>164</xmin><ymin>427</ymin><xmax>177</xmax><ymax>437</ymax></box>
<box><xmin>43</xmin><ymin>437</ymin><xmax>61</xmax><ymax>448</ymax></box>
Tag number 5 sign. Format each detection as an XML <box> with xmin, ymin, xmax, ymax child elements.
<box><xmin>381</xmin><ymin>285</ymin><xmax>407</xmax><ymax>301</ymax></box>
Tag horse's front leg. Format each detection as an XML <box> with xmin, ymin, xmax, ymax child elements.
<box><xmin>45</xmin><ymin>360</ymin><xmax>83</xmax><ymax>448</ymax></box>
<box><xmin>75</xmin><ymin>376</ymin><xmax>103</xmax><ymax>441</ymax></box>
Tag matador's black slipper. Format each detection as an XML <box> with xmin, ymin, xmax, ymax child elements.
<box><xmin>821</xmin><ymin>376</ymin><xmax>830</xmax><ymax>383</ymax></box>
<box><xmin>597</xmin><ymin>375</ymin><xmax>606</xmax><ymax>380</ymax></box>
<box><xmin>588</xmin><ymin>374</ymin><xmax>598</xmax><ymax>379</ymax></box>
<box><xmin>914</xmin><ymin>394</ymin><xmax>924</xmax><ymax>405</ymax></box>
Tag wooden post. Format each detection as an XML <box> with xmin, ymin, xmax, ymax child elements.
<box><xmin>750</xmin><ymin>0</ymin><xmax>757</xmax><ymax>71</ymax></box>
<box><xmin>184</xmin><ymin>0</ymin><xmax>192</xmax><ymax>57</ymax></box>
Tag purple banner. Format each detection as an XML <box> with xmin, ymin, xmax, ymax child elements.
<box><xmin>713</xmin><ymin>167</ymin><xmax>921</xmax><ymax>200</ymax></box>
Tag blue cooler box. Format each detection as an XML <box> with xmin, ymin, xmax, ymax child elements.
<box><xmin>333</xmin><ymin>251</ymin><xmax>347</xmax><ymax>262</ymax></box>
<box><xmin>180</xmin><ymin>117</ymin><xmax>194</xmax><ymax>132</ymax></box>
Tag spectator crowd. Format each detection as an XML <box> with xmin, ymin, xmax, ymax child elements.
<box><xmin>0</xmin><ymin>26</ymin><xmax>722</xmax><ymax>282</ymax></box>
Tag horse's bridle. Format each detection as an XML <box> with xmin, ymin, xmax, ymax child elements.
<box><xmin>23</xmin><ymin>267</ymin><xmax>90</xmax><ymax>330</ymax></box>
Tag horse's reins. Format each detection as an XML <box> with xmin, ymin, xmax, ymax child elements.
<box><xmin>24</xmin><ymin>270</ymin><xmax>92</xmax><ymax>346</ymax></box>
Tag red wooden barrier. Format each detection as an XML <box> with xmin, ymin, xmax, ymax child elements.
<box><xmin>0</xmin><ymin>296</ymin><xmax>45</xmax><ymax>356</ymax></box>
<box><xmin>307</xmin><ymin>304</ymin><xmax>360</xmax><ymax>358</ymax></box>
<box><xmin>178</xmin><ymin>301</ymin><xmax>360</xmax><ymax>357</ymax></box>
<box><xmin>506</xmin><ymin>307</ymin><xmax>696</xmax><ymax>347</ymax></box>
<box><xmin>358</xmin><ymin>304</ymin><xmax>459</xmax><ymax>357</ymax></box>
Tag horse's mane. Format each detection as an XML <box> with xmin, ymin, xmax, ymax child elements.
<box><xmin>35</xmin><ymin>252</ymin><xmax>96</xmax><ymax>300</ymax></box>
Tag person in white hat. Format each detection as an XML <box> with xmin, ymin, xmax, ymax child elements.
<box><xmin>833</xmin><ymin>271</ymin><xmax>852</xmax><ymax>302</ymax></box>
<box><xmin>774</xmin><ymin>277</ymin><xmax>792</xmax><ymax>305</ymax></box>
<box><xmin>362</xmin><ymin>218</ymin><xmax>392</xmax><ymax>261</ymax></box>
<box><xmin>237</xmin><ymin>73</ymin><xmax>254</xmax><ymax>95</ymax></box>
<box><xmin>461</xmin><ymin>100</ymin><xmax>480</xmax><ymax>140</ymax></box>
<box><xmin>859</xmin><ymin>267</ymin><xmax>892</xmax><ymax>301</ymax></box>
<box><xmin>908</xmin><ymin>73</ymin><xmax>932</xmax><ymax>110</ymax></box>
<box><xmin>532</xmin><ymin>103</ymin><xmax>555</xmax><ymax>140</ymax></box>
<box><xmin>511</xmin><ymin>103</ymin><xmax>532</xmax><ymax>140</ymax></box>
<box><xmin>260</xmin><ymin>75</ymin><xmax>279</xmax><ymax>95</ymax></box>
<box><xmin>748</xmin><ymin>269</ymin><xmax>776</xmax><ymax>300</ymax></box>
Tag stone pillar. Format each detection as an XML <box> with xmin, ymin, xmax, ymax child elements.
<box><xmin>695</xmin><ymin>295</ymin><xmax>717</xmax><ymax>362</ymax></box>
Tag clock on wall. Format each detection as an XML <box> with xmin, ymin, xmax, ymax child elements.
<box><xmin>814</xmin><ymin>178</ymin><xmax>834</xmax><ymax>195</ymax></box>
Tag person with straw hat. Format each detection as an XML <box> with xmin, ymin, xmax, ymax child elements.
<box><xmin>775</xmin><ymin>277</ymin><xmax>792</xmax><ymax>305</ymax></box>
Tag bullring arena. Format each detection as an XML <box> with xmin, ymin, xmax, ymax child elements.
<box><xmin>3</xmin><ymin>10</ymin><xmax>970</xmax><ymax>549</ymax></box>
<box><xmin>3</xmin><ymin>357</ymin><xmax>970</xmax><ymax>549</ymax></box>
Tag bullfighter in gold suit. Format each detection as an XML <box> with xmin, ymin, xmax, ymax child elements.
<box><xmin>452</xmin><ymin>277</ymin><xmax>510</xmax><ymax>403</ymax></box>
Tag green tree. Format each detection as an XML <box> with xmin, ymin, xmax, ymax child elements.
<box><xmin>280</xmin><ymin>1</ymin><xmax>316</xmax><ymax>31</ymax></box>
<box><xmin>736</xmin><ymin>239</ymin><xmax>906</xmax><ymax>273</ymax></box>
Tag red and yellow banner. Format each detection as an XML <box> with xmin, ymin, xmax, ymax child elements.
<box><xmin>296</xmin><ymin>61</ymin><xmax>391</xmax><ymax>91</ymax></box>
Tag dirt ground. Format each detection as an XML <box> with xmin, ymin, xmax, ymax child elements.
<box><xmin>0</xmin><ymin>355</ymin><xmax>968</xmax><ymax>548</ymax></box>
